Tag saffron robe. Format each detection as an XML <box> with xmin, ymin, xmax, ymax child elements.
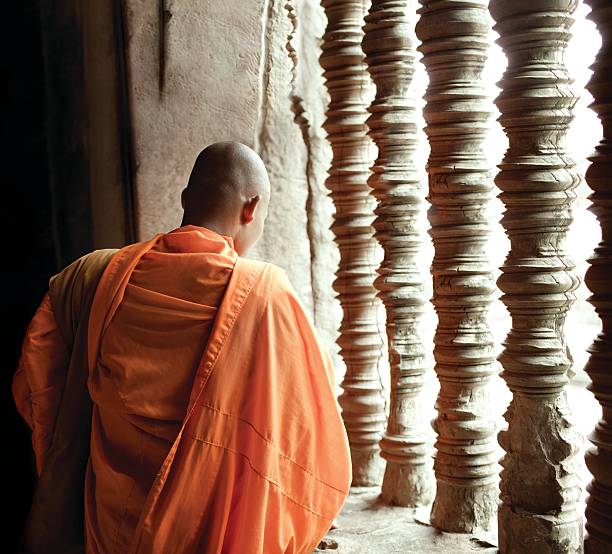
<box><xmin>13</xmin><ymin>225</ymin><xmax>352</xmax><ymax>553</ymax></box>
<box><xmin>14</xmin><ymin>247</ymin><xmax>119</xmax><ymax>554</ymax></box>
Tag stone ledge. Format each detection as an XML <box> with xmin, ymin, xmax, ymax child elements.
<box><xmin>316</xmin><ymin>487</ymin><xmax>498</xmax><ymax>553</ymax></box>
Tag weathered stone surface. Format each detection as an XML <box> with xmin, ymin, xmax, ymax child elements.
<box><xmin>415</xmin><ymin>0</ymin><xmax>499</xmax><ymax>531</ymax></box>
<box><xmin>489</xmin><ymin>0</ymin><xmax>584</xmax><ymax>551</ymax></box>
<box><xmin>583</xmin><ymin>1</ymin><xmax>612</xmax><ymax>552</ymax></box>
<box><xmin>320</xmin><ymin>0</ymin><xmax>387</xmax><ymax>486</ymax></box>
<box><xmin>497</xmin><ymin>395</ymin><xmax>583</xmax><ymax>552</ymax></box>
<box><xmin>362</xmin><ymin>0</ymin><xmax>434</xmax><ymax>506</ymax></box>
<box><xmin>124</xmin><ymin>0</ymin><xmax>264</xmax><ymax>237</ymax></box>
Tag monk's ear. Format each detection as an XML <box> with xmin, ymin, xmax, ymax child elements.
<box><xmin>180</xmin><ymin>188</ymin><xmax>186</xmax><ymax>210</ymax></box>
<box><xmin>242</xmin><ymin>195</ymin><xmax>261</xmax><ymax>224</ymax></box>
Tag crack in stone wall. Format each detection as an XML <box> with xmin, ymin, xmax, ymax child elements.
<box><xmin>254</xmin><ymin>0</ymin><xmax>273</xmax><ymax>154</ymax></box>
<box><xmin>285</xmin><ymin>0</ymin><xmax>319</xmax><ymax>328</ymax></box>
<box><xmin>247</xmin><ymin>0</ymin><xmax>315</xmax><ymax>318</ymax></box>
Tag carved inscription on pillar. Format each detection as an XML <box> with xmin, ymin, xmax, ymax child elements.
<box><xmin>584</xmin><ymin>1</ymin><xmax>612</xmax><ymax>552</ymax></box>
<box><xmin>363</xmin><ymin>0</ymin><xmax>434</xmax><ymax>506</ymax></box>
<box><xmin>416</xmin><ymin>0</ymin><xmax>498</xmax><ymax>531</ymax></box>
<box><xmin>489</xmin><ymin>1</ymin><xmax>583</xmax><ymax>551</ymax></box>
<box><xmin>320</xmin><ymin>0</ymin><xmax>387</xmax><ymax>486</ymax></box>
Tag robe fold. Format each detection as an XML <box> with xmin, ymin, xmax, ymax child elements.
<box><xmin>13</xmin><ymin>225</ymin><xmax>352</xmax><ymax>553</ymax></box>
<box><xmin>13</xmin><ymin>247</ymin><xmax>119</xmax><ymax>554</ymax></box>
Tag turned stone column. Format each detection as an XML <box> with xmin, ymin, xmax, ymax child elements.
<box><xmin>320</xmin><ymin>0</ymin><xmax>387</xmax><ymax>486</ymax></box>
<box><xmin>489</xmin><ymin>1</ymin><xmax>583</xmax><ymax>552</ymax></box>
<box><xmin>584</xmin><ymin>1</ymin><xmax>612</xmax><ymax>552</ymax></box>
<box><xmin>416</xmin><ymin>0</ymin><xmax>498</xmax><ymax>531</ymax></box>
<box><xmin>362</xmin><ymin>0</ymin><xmax>434</xmax><ymax>506</ymax></box>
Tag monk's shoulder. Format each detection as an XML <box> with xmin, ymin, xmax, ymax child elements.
<box><xmin>260</xmin><ymin>261</ymin><xmax>295</xmax><ymax>296</ymax></box>
<box><xmin>49</xmin><ymin>248</ymin><xmax>120</xmax><ymax>308</ymax></box>
<box><xmin>264</xmin><ymin>261</ymin><xmax>291</xmax><ymax>285</ymax></box>
<box><xmin>55</xmin><ymin>248</ymin><xmax>120</xmax><ymax>275</ymax></box>
<box><xmin>239</xmin><ymin>259</ymin><xmax>296</xmax><ymax>303</ymax></box>
<box><xmin>50</xmin><ymin>248</ymin><xmax>120</xmax><ymax>289</ymax></box>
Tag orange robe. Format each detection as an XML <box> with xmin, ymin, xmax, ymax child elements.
<box><xmin>13</xmin><ymin>224</ymin><xmax>352</xmax><ymax>553</ymax></box>
<box><xmin>13</xmin><ymin>291</ymin><xmax>70</xmax><ymax>478</ymax></box>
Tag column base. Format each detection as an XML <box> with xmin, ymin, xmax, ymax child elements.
<box><xmin>350</xmin><ymin>446</ymin><xmax>385</xmax><ymax>486</ymax></box>
<box><xmin>380</xmin><ymin>460</ymin><xmax>434</xmax><ymax>507</ymax></box>
<box><xmin>498</xmin><ymin>503</ymin><xmax>583</xmax><ymax>554</ymax></box>
<box><xmin>431</xmin><ymin>481</ymin><xmax>498</xmax><ymax>533</ymax></box>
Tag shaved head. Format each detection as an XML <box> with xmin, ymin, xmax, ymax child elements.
<box><xmin>180</xmin><ymin>141</ymin><xmax>271</xmax><ymax>255</ymax></box>
<box><xmin>182</xmin><ymin>141</ymin><xmax>270</xmax><ymax>219</ymax></box>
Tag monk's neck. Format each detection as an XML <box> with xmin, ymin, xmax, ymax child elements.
<box><xmin>180</xmin><ymin>217</ymin><xmax>237</xmax><ymax>241</ymax></box>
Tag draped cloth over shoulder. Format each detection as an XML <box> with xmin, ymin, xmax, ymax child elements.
<box><xmin>86</xmin><ymin>236</ymin><xmax>352</xmax><ymax>553</ymax></box>
<box><xmin>19</xmin><ymin>248</ymin><xmax>119</xmax><ymax>554</ymax></box>
<box><xmin>15</xmin><ymin>227</ymin><xmax>351</xmax><ymax>553</ymax></box>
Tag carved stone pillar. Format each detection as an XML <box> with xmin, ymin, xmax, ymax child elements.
<box><xmin>489</xmin><ymin>1</ymin><xmax>583</xmax><ymax>552</ymax></box>
<box><xmin>415</xmin><ymin>0</ymin><xmax>498</xmax><ymax>531</ymax></box>
<box><xmin>320</xmin><ymin>0</ymin><xmax>387</xmax><ymax>486</ymax></box>
<box><xmin>362</xmin><ymin>0</ymin><xmax>434</xmax><ymax>506</ymax></box>
<box><xmin>584</xmin><ymin>1</ymin><xmax>612</xmax><ymax>552</ymax></box>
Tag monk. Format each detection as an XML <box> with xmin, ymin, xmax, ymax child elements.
<box><xmin>12</xmin><ymin>141</ymin><xmax>352</xmax><ymax>553</ymax></box>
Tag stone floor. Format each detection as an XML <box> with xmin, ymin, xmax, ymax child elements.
<box><xmin>314</xmin><ymin>381</ymin><xmax>600</xmax><ymax>553</ymax></box>
<box><xmin>316</xmin><ymin>487</ymin><xmax>497</xmax><ymax>553</ymax></box>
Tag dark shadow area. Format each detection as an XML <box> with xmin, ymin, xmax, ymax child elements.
<box><xmin>5</xmin><ymin>3</ymin><xmax>130</xmax><ymax>548</ymax></box>
<box><xmin>5</xmin><ymin>2</ymin><xmax>61</xmax><ymax>549</ymax></box>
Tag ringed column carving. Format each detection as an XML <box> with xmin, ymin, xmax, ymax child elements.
<box><xmin>362</xmin><ymin>0</ymin><xmax>434</xmax><ymax>506</ymax></box>
<box><xmin>584</xmin><ymin>1</ymin><xmax>612</xmax><ymax>552</ymax></box>
<box><xmin>415</xmin><ymin>0</ymin><xmax>498</xmax><ymax>531</ymax></box>
<box><xmin>489</xmin><ymin>1</ymin><xmax>583</xmax><ymax>552</ymax></box>
<box><xmin>320</xmin><ymin>0</ymin><xmax>387</xmax><ymax>486</ymax></box>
